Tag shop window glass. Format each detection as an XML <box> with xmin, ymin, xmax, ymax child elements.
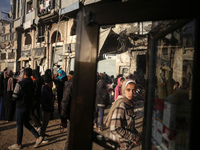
<box><xmin>151</xmin><ymin>20</ymin><xmax>194</xmax><ymax>150</ymax></box>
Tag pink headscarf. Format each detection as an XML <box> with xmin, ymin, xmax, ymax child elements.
<box><xmin>114</xmin><ymin>77</ymin><xmax>123</xmax><ymax>101</ymax></box>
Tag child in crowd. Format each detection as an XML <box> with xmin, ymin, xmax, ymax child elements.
<box><xmin>40</xmin><ymin>78</ymin><xmax>54</xmax><ymax>143</ymax></box>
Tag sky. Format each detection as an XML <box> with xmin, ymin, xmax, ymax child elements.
<box><xmin>0</xmin><ymin>0</ymin><xmax>11</xmax><ymax>14</ymax></box>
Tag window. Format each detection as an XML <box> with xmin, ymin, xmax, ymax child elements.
<box><xmin>38</xmin><ymin>25</ymin><xmax>45</xmax><ymax>42</ymax></box>
<box><xmin>1</xmin><ymin>53</ymin><xmax>6</xmax><ymax>60</ymax></box>
<box><xmin>25</xmin><ymin>34</ymin><xmax>32</xmax><ymax>45</ymax></box>
<box><xmin>51</xmin><ymin>31</ymin><xmax>61</xmax><ymax>43</ymax></box>
<box><xmin>27</xmin><ymin>1</ymin><xmax>33</xmax><ymax>14</ymax></box>
<box><xmin>8</xmin><ymin>52</ymin><xmax>15</xmax><ymax>59</ymax></box>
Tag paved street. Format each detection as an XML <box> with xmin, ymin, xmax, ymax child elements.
<box><xmin>0</xmin><ymin>101</ymin><xmax>144</xmax><ymax>150</ymax></box>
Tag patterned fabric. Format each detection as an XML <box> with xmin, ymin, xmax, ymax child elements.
<box><xmin>109</xmin><ymin>102</ymin><xmax>138</xmax><ymax>150</ymax></box>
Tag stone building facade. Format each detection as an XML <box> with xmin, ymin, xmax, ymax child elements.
<box><xmin>98</xmin><ymin>22</ymin><xmax>151</xmax><ymax>77</ymax></box>
<box><xmin>7</xmin><ymin>0</ymin><xmax>78</xmax><ymax>74</ymax></box>
<box><xmin>0</xmin><ymin>11</ymin><xmax>17</xmax><ymax>72</ymax></box>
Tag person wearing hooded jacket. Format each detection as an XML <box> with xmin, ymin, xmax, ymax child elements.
<box><xmin>56</xmin><ymin>69</ymin><xmax>68</xmax><ymax>114</ymax></box>
<box><xmin>9</xmin><ymin>68</ymin><xmax>43</xmax><ymax>149</ymax></box>
<box><xmin>60</xmin><ymin>71</ymin><xmax>74</xmax><ymax>150</ymax></box>
<box><xmin>42</xmin><ymin>69</ymin><xmax>52</xmax><ymax>81</ymax></box>
<box><xmin>3</xmin><ymin>69</ymin><xmax>17</xmax><ymax>121</ymax></box>
<box><xmin>94</xmin><ymin>79</ymin><xmax>109</xmax><ymax>131</ymax></box>
<box><xmin>40</xmin><ymin>78</ymin><xmax>54</xmax><ymax>143</ymax></box>
<box><xmin>0</xmin><ymin>67</ymin><xmax>7</xmax><ymax>120</ymax></box>
<box><xmin>104</xmin><ymin>79</ymin><xmax>141</xmax><ymax>150</ymax></box>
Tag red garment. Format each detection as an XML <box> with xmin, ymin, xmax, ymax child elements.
<box><xmin>31</xmin><ymin>76</ymin><xmax>35</xmax><ymax>82</ymax></box>
<box><xmin>114</xmin><ymin>77</ymin><xmax>122</xmax><ymax>101</ymax></box>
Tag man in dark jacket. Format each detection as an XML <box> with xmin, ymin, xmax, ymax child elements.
<box><xmin>30</xmin><ymin>69</ymin><xmax>44</xmax><ymax>130</ymax></box>
<box><xmin>0</xmin><ymin>68</ymin><xmax>7</xmax><ymax>120</ymax></box>
<box><xmin>0</xmin><ymin>67</ymin><xmax>7</xmax><ymax>120</ymax></box>
<box><xmin>94</xmin><ymin>79</ymin><xmax>109</xmax><ymax>131</ymax></box>
<box><xmin>40</xmin><ymin>78</ymin><xmax>54</xmax><ymax>143</ymax></box>
<box><xmin>60</xmin><ymin>71</ymin><xmax>74</xmax><ymax>150</ymax></box>
<box><xmin>9</xmin><ymin>68</ymin><xmax>43</xmax><ymax>149</ymax></box>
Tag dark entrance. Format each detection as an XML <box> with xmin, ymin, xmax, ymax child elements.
<box><xmin>137</xmin><ymin>55</ymin><xmax>146</xmax><ymax>76</ymax></box>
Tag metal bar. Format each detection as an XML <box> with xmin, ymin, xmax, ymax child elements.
<box><xmin>85</xmin><ymin>1</ymin><xmax>199</xmax><ymax>26</ymax></box>
<box><xmin>142</xmin><ymin>34</ymin><xmax>150</xmax><ymax>150</ymax></box>
<box><xmin>152</xmin><ymin>19</ymin><xmax>192</xmax><ymax>40</ymax></box>
<box><xmin>145</xmin><ymin>39</ymin><xmax>157</xmax><ymax>150</ymax></box>
<box><xmin>68</xmin><ymin>8</ymin><xmax>99</xmax><ymax>150</ymax></box>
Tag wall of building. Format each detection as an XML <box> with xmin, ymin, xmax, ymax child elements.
<box><xmin>0</xmin><ymin>14</ymin><xmax>17</xmax><ymax>72</ymax></box>
<box><xmin>115</xmin><ymin>50</ymin><xmax>147</xmax><ymax>77</ymax></box>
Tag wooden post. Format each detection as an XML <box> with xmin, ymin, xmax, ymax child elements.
<box><xmin>68</xmin><ymin>9</ymin><xmax>99</xmax><ymax>150</ymax></box>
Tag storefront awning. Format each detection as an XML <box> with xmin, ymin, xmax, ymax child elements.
<box><xmin>17</xmin><ymin>57</ymin><xmax>31</xmax><ymax>61</ymax></box>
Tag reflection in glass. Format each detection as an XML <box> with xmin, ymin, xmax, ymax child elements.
<box><xmin>152</xmin><ymin>20</ymin><xmax>194</xmax><ymax>150</ymax></box>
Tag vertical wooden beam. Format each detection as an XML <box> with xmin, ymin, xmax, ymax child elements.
<box><xmin>145</xmin><ymin>39</ymin><xmax>157</xmax><ymax>150</ymax></box>
<box><xmin>190</xmin><ymin>18</ymin><xmax>200</xmax><ymax>150</ymax></box>
<box><xmin>68</xmin><ymin>9</ymin><xmax>99</xmax><ymax>150</ymax></box>
<box><xmin>142</xmin><ymin>35</ymin><xmax>150</xmax><ymax>150</ymax></box>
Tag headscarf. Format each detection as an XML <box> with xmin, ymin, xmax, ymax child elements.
<box><xmin>114</xmin><ymin>77</ymin><xmax>123</xmax><ymax>100</ymax></box>
<box><xmin>32</xmin><ymin>69</ymin><xmax>40</xmax><ymax>79</ymax></box>
<box><xmin>104</xmin><ymin>79</ymin><xmax>136</xmax><ymax>127</ymax></box>
<box><xmin>117</xmin><ymin>77</ymin><xmax>122</xmax><ymax>87</ymax></box>
<box><xmin>4</xmin><ymin>69</ymin><xmax>12</xmax><ymax>78</ymax></box>
<box><xmin>4</xmin><ymin>70</ymin><xmax>14</xmax><ymax>92</ymax></box>
<box><xmin>43</xmin><ymin>69</ymin><xmax>52</xmax><ymax>82</ymax></box>
<box><xmin>57</xmin><ymin>70</ymin><xmax>66</xmax><ymax>80</ymax></box>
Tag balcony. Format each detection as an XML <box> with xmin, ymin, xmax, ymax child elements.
<box><xmin>25</xmin><ymin>10</ymin><xmax>35</xmax><ymax>22</ymax></box>
<box><xmin>38</xmin><ymin>0</ymin><xmax>56</xmax><ymax>16</ymax></box>
<box><xmin>37</xmin><ymin>0</ymin><xmax>61</xmax><ymax>23</ymax></box>
<box><xmin>23</xmin><ymin>10</ymin><xmax>36</xmax><ymax>30</ymax></box>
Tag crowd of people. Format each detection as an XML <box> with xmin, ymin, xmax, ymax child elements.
<box><xmin>0</xmin><ymin>67</ymin><xmax>74</xmax><ymax>149</ymax></box>
<box><xmin>0</xmin><ymin>67</ymin><xmax>144</xmax><ymax>150</ymax></box>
